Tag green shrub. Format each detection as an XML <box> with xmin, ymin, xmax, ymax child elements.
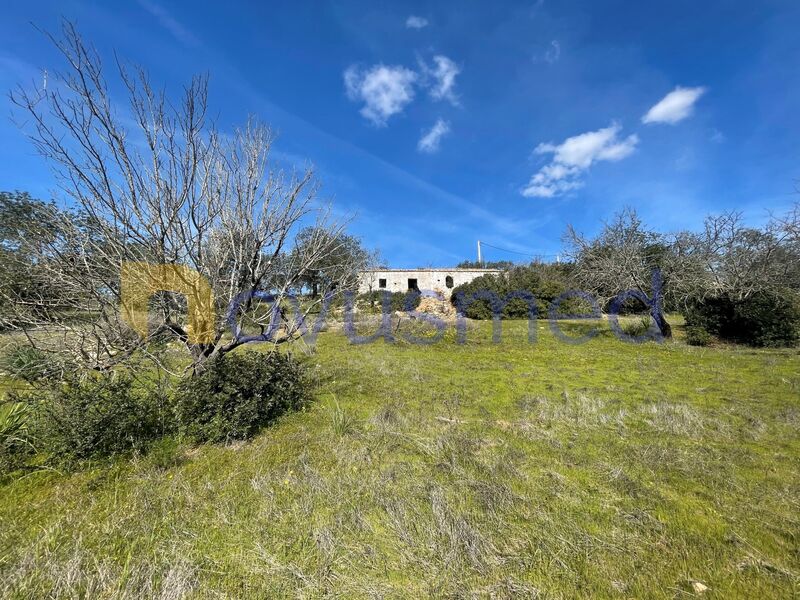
<box><xmin>0</xmin><ymin>401</ymin><xmax>32</xmax><ymax>472</ymax></box>
<box><xmin>15</xmin><ymin>373</ymin><xmax>169</xmax><ymax>462</ymax></box>
<box><xmin>685</xmin><ymin>326</ymin><xmax>712</xmax><ymax>347</ymax></box>
<box><xmin>733</xmin><ymin>291</ymin><xmax>800</xmax><ymax>347</ymax></box>
<box><xmin>356</xmin><ymin>290</ymin><xmax>421</xmax><ymax>313</ymax></box>
<box><xmin>612</xmin><ymin>296</ymin><xmax>652</xmax><ymax>315</ymax></box>
<box><xmin>0</xmin><ymin>344</ymin><xmax>65</xmax><ymax>383</ymax></box>
<box><xmin>145</xmin><ymin>436</ymin><xmax>186</xmax><ymax>471</ymax></box>
<box><xmin>684</xmin><ymin>297</ymin><xmax>734</xmax><ymax>339</ymax></box>
<box><xmin>450</xmin><ymin>263</ymin><xmax>577</xmax><ymax>319</ymax></box>
<box><xmin>175</xmin><ymin>351</ymin><xmax>308</xmax><ymax>443</ymax></box>
<box><xmin>686</xmin><ymin>290</ymin><xmax>800</xmax><ymax>347</ymax></box>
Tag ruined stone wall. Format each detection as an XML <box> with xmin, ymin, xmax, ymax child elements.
<box><xmin>357</xmin><ymin>269</ymin><xmax>502</xmax><ymax>299</ymax></box>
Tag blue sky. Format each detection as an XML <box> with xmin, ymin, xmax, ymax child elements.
<box><xmin>1</xmin><ymin>0</ymin><xmax>799</xmax><ymax>267</ymax></box>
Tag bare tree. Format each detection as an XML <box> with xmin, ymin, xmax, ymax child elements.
<box><xmin>776</xmin><ymin>201</ymin><xmax>800</xmax><ymax>245</ymax></box>
<box><xmin>565</xmin><ymin>208</ymin><xmax>673</xmax><ymax>337</ymax></box>
<box><xmin>565</xmin><ymin>204</ymin><xmax>800</xmax><ymax>338</ymax></box>
<box><xmin>685</xmin><ymin>207</ymin><xmax>800</xmax><ymax>301</ymax></box>
<box><xmin>6</xmin><ymin>22</ymin><xmax>356</xmax><ymax>372</ymax></box>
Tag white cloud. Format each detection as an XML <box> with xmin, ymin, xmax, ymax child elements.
<box><xmin>344</xmin><ymin>64</ymin><xmax>418</xmax><ymax>126</ymax></box>
<box><xmin>535</xmin><ymin>123</ymin><xmax>638</xmax><ymax>167</ymax></box>
<box><xmin>418</xmin><ymin>119</ymin><xmax>450</xmax><ymax>153</ymax></box>
<box><xmin>522</xmin><ymin>123</ymin><xmax>638</xmax><ymax>198</ymax></box>
<box><xmin>138</xmin><ymin>0</ymin><xmax>199</xmax><ymax>48</ymax></box>
<box><xmin>544</xmin><ymin>40</ymin><xmax>560</xmax><ymax>64</ymax></box>
<box><xmin>533</xmin><ymin>40</ymin><xmax>560</xmax><ymax>64</ymax></box>
<box><xmin>642</xmin><ymin>86</ymin><xmax>706</xmax><ymax>124</ymax></box>
<box><xmin>423</xmin><ymin>55</ymin><xmax>461</xmax><ymax>105</ymax></box>
<box><xmin>343</xmin><ymin>55</ymin><xmax>460</xmax><ymax>128</ymax></box>
<box><xmin>406</xmin><ymin>15</ymin><xmax>429</xmax><ymax>29</ymax></box>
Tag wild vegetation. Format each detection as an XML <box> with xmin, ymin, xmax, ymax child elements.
<box><xmin>451</xmin><ymin>206</ymin><xmax>800</xmax><ymax>346</ymax></box>
<box><xmin>450</xmin><ymin>262</ymin><xmax>576</xmax><ymax>320</ymax></box>
<box><xmin>4</xmin><ymin>23</ymin><xmax>370</xmax><ymax>374</ymax></box>
<box><xmin>1</xmin><ymin>319</ymin><xmax>798</xmax><ymax>597</ymax></box>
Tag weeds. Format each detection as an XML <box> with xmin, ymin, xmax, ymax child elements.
<box><xmin>0</xmin><ymin>319</ymin><xmax>798</xmax><ymax>597</ymax></box>
<box><xmin>328</xmin><ymin>396</ymin><xmax>360</xmax><ymax>437</ymax></box>
<box><xmin>0</xmin><ymin>401</ymin><xmax>32</xmax><ymax>472</ymax></box>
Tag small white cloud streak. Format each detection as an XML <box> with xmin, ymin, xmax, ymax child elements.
<box><xmin>138</xmin><ymin>0</ymin><xmax>199</xmax><ymax>48</ymax></box>
<box><xmin>544</xmin><ymin>40</ymin><xmax>560</xmax><ymax>64</ymax></box>
<box><xmin>417</xmin><ymin>119</ymin><xmax>450</xmax><ymax>153</ymax></box>
<box><xmin>423</xmin><ymin>55</ymin><xmax>461</xmax><ymax>105</ymax></box>
<box><xmin>406</xmin><ymin>15</ymin><xmax>429</xmax><ymax>29</ymax></box>
<box><xmin>642</xmin><ymin>86</ymin><xmax>706</xmax><ymax>124</ymax></box>
<box><xmin>522</xmin><ymin>123</ymin><xmax>638</xmax><ymax>198</ymax></box>
<box><xmin>532</xmin><ymin>40</ymin><xmax>560</xmax><ymax>64</ymax></box>
<box><xmin>344</xmin><ymin>64</ymin><xmax>417</xmax><ymax>126</ymax></box>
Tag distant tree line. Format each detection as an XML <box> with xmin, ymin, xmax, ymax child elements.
<box><xmin>456</xmin><ymin>260</ymin><xmax>516</xmax><ymax>270</ymax></box>
<box><xmin>451</xmin><ymin>205</ymin><xmax>800</xmax><ymax>346</ymax></box>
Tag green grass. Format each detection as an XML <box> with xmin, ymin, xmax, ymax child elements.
<box><xmin>1</xmin><ymin>317</ymin><xmax>799</xmax><ymax>598</ymax></box>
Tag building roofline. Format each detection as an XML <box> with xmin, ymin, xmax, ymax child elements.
<box><xmin>360</xmin><ymin>268</ymin><xmax>503</xmax><ymax>273</ymax></box>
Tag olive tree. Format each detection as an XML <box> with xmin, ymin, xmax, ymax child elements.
<box><xmin>685</xmin><ymin>207</ymin><xmax>800</xmax><ymax>300</ymax></box>
<box><xmin>565</xmin><ymin>204</ymin><xmax>800</xmax><ymax>340</ymax></box>
<box><xmin>290</xmin><ymin>227</ymin><xmax>377</xmax><ymax>299</ymax></box>
<box><xmin>565</xmin><ymin>208</ymin><xmax>673</xmax><ymax>337</ymax></box>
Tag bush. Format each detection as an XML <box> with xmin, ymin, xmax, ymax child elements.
<box><xmin>450</xmin><ymin>263</ymin><xmax>578</xmax><ymax>320</ymax></box>
<box><xmin>145</xmin><ymin>436</ymin><xmax>186</xmax><ymax>470</ymax></box>
<box><xmin>734</xmin><ymin>291</ymin><xmax>800</xmax><ymax>347</ymax></box>
<box><xmin>0</xmin><ymin>401</ymin><xmax>32</xmax><ymax>472</ymax></box>
<box><xmin>175</xmin><ymin>351</ymin><xmax>307</xmax><ymax>443</ymax></box>
<box><xmin>613</xmin><ymin>296</ymin><xmax>652</xmax><ymax>315</ymax></box>
<box><xmin>684</xmin><ymin>297</ymin><xmax>734</xmax><ymax>338</ymax></box>
<box><xmin>0</xmin><ymin>344</ymin><xmax>66</xmax><ymax>383</ymax></box>
<box><xmin>15</xmin><ymin>373</ymin><xmax>169</xmax><ymax>462</ymax></box>
<box><xmin>685</xmin><ymin>290</ymin><xmax>800</xmax><ymax>347</ymax></box>
<box><xmin>685</xmin><ymin>326</ymin><xmax>712</xmax><ymax>347</ymax></box>
<box><xmin>356</xmin><ymin>290</ymin><xmax>421</xmax><ymax>313</ymax></box>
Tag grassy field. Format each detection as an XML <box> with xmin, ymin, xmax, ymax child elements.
<box><xmin>1</xmin><ymin>317</ymin><xmax>799</xmax><ymax>598</ymax></box>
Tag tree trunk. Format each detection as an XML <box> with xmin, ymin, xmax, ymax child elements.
<box><xmin>653</xmin><ymin>311</ymin><xmax>672</xmax><ymax>338</ymax></box>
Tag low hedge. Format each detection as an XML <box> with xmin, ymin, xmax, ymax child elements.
<box><xmin>685</xmin><ymin>290</ymin><xmax>800</xmax><ymax>347</ymax></box>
